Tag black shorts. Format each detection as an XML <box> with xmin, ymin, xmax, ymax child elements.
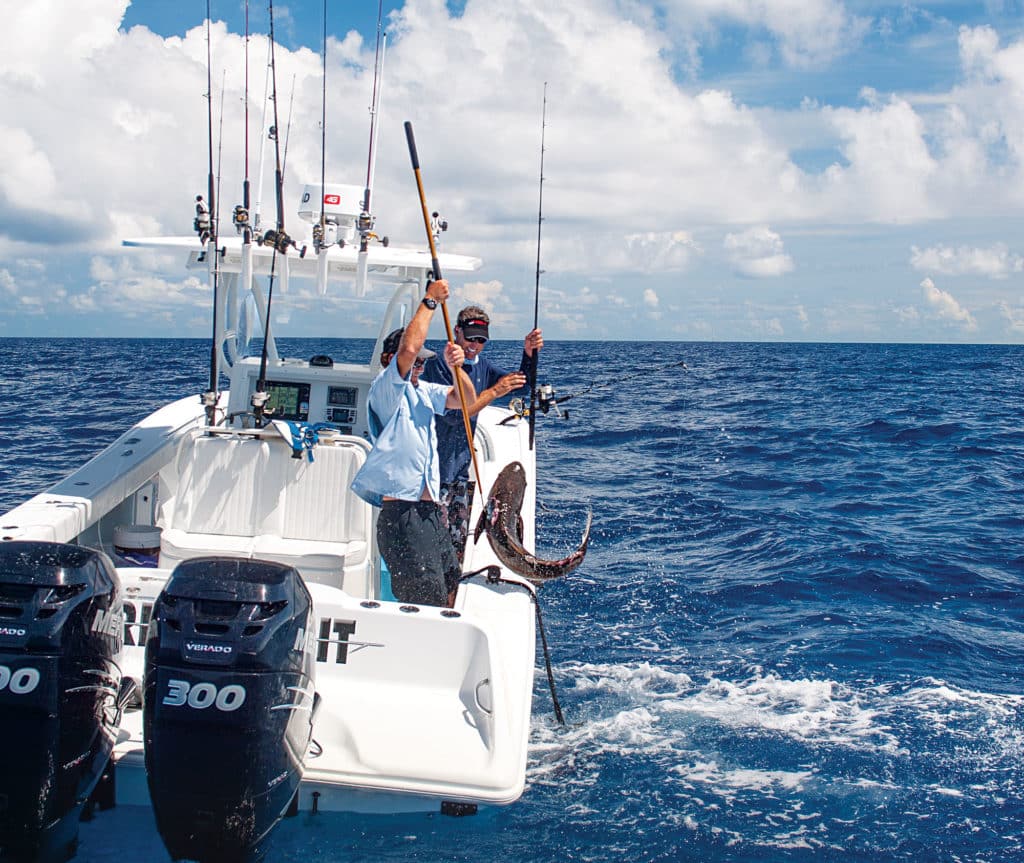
<box><xmin>439</xmin><ymin>480</ymin><xmax>476</xmax><ymax>565</ymax></box>
<box><xmin>378</xmin><ymin>500</ymin><xmax>461</xmax><ymax>606</ymax></box>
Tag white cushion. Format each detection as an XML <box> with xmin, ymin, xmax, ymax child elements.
<box><xmin>171</xmin><ymin>437</ymin><xmax>272</xmax><ymax>536</ymax></box>
<box><xmin>158</xmin><ymin>434</ymin><xmax>373</xmax><ymax>595</ymax></box>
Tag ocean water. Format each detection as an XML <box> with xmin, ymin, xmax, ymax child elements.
<box><xmin>0</xmin><ymin>337</ymin><xmax>1022</xmax><ymax>862</ymax></box>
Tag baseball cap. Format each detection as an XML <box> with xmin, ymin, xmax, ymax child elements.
<box><xmin>458</xmin><ymin>318</ymin><xmax>490</xmax><ymax>341</ymax></box>
<box><xmin>381</xmin><ymin>328</ymin><xmax>435</xmax><ymax>359</ymax></box>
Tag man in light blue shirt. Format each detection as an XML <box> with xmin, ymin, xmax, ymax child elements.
<box><xmin>351</xmin><ymin>278</ymin><xmax>476</xmax><ymax>606</ymax></box>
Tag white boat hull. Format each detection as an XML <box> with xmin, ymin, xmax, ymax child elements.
<box><xmin>1</xmin><ymin>394</ymin><xmax>540</xmax><ymax>819</ymax></box>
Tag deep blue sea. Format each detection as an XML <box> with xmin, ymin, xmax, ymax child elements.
<box><xmin>1</xmin><ymin>337</ymin><xmax>1022</xmax><ymax>862</ymax></box>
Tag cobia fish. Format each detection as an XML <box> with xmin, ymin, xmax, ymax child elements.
<box><xmin>474</xmin><ymin>461</ymin><xmax>591</xmax><ymax>585</ymax></box>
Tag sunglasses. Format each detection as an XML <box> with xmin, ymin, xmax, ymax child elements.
<box><xmin>466</xmin><ymin>336</ymin><xmax>487</xmax><ymax>345</ymax></box>
<box><xmin>412</xmin><ymin>357</ymin><xmax>426</xmax><ymax>369</ymax></box>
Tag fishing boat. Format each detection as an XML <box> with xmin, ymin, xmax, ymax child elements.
<box><xmin>0</xmin><ymin>8</ymin><xmax>588</xmax><ymax>863</ymax></box>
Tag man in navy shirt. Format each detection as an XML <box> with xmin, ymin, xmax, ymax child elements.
<box><xmin>351</xmin><ymin>279</ymin><xmax>476</xmax><ymax>606</ymax></box>
<box><xmin>420</xmin><ymin>305</ymin><xmax>543</xmax><ymax>560</ymax></box>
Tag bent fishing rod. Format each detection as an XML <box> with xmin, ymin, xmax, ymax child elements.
<box><xmin>528</xmin><ymin>83</ymin><xmax>548</xmax><ymax>451</ymax></box>
<box><xmin>404</xmin><ymin>120</ymin><xmax>483</xmax><ymax>492</ymax></box>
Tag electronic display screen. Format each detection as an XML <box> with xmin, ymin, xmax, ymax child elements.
<box><xmin>328</xmin><ymin>408</ymin><xmax>355</xmax><ymax>424</ymax></box>
<box><xmin>328</xmin><ymin>386</ymin><xmax>357</xmax><ymax>407</ymax></box>
<box><xmin>264</xmin><ymin>381</ymin><xmax>310</xmax><ymax>420</ymax></box>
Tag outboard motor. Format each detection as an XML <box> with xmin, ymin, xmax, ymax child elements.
<box><xmin>144</xmin><ymin>557</ymin><xmax>316</xmax><ymax>863</ymax></box>
<box><xmin>0</xmin><ymin>541</ymin><xmax>131</xmax><ymax>863</ymax></box>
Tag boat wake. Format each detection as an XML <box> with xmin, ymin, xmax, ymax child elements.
<box><xmin>525</xmin><ymin>661</ymin><xmax>1024</xmax><ymax>855</ymax></box>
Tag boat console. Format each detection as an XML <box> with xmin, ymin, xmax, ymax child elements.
<box><xmin>225</xmin><ymin>356</ymin><xmax>377</xmax><ymax>438</ymax></box>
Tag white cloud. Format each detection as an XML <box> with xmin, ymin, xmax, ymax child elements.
<box><xmin>68</xmin><ymin>292</ymin><xmax>98</xmax><ymax>313</ymax></box>
<box><xmin>920</xmin><ymin>277</ymin><xmax>977</xmax><ymax>330</ymax></box>
<box><xmin>0</xmin><ymin>269</ymin><xmax>16</xmax><ymax>296</ymax></box>
<box><xmin>998</xmin><ymin>301</ymin><xmax>1024</xmax><ymax>333</ymax></box>
<box><xmin>959</xmin><ymin>25</ymin><xmax>1001</xmax><ymax>80</ymax></box>
<box><xmin>623</xmin><ymin>232</ymin><xmax>701</xmax><ymax>274</ymax></box>
<box><xmin>0</xmin><ymin>0</ymin><xmax>125</xmax><ymax>88</ymax></box>
<box><xmin>724</xmin><ymin>226</ymin><xmax>794</xmax><ymax>277</ymax></box>
<box><xmin>456</xmin><ymin>278</ymin><xmax>519</xmax><ymax>333</ymax></box>
<box><xmin>662</xmin><ymin>0</ymin><xmax>869</xmax><ymax>67</ymax></box>
<box><xmin>643</xmin><ymin>288</ymin><xmax>660</xmax><ymax>308</ymax></box>
<box><xmin>1</xmin><ymin>2</ymin><xmax>1024</xmax><ymax>340</ymax></box>
<box><xmin>895</xmin><ymin>305</ymin><xmax>920</xmax><ymax>324</ymax></box>
<box><xmin>822</xmin><ymin>95</ymin><xmax>937</xmax><ymax>222</ymax></box>
<box><xmin>910</xmin><ymin>243</ymin><xmax>1024</xmax><ymax>278</ymax></box>
<box><xmin>79</xmin><ymin>254</ymin><xmax>210</xmax><ymax>315</ymax></box>
<box><xmin>533</xmin><ymin>285</ymin><xmax>597</xmax><ymax>335</ymax></box>
<box><xmin>547</xmin><ymin>230</ymin><xmax>702</xmax><ymax>277</ymax></box>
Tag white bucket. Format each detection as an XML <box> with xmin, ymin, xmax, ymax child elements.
<box><xmin>113</xmin><ymin>525</ymin><xmax>162</xmax><ymax>568</ymax></box>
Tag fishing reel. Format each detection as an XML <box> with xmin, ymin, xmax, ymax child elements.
<box><xmin>359</xmin><ymin>232</ymin><xmax>389</xmax><ymax>252</ymax></box>
<box><xmin>249</xmin><ymin>389</ymin><xmax>276</xmax><ymax>428</ymax></box>
<box><xmin>261</xmin><ymin>228</ymin><xmax>307</xmax><ymax>258</ymax></box>
<box><xmin>312</xmin><ymin>222</ymin><xmax>325</xmax><ymax>253</ymax></box>
<box><xmin>355</xmin><ymin>213</ymin><xmax>389</xmax><ymax>252</ymax></box>
<box><xmin>537</xmin><ymin>383</ymin><xmax>568</xmax><ymax>418</ymax></box>
<box><xmin>502</xmin><ymin>384</ymin><xmax>569</xmax><ymax>425</ymax></box>
<box><xmin>232</xmin><ymin>205</ymin><xmax>250</xmax><ymax>232</ymax></box>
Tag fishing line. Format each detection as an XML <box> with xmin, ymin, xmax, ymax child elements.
<box><xmin>539</xmin><ymin>358</ymin><xmax>689</xmax><ymax>414</ymax></box>
<box><xmin>457</xmin><ymin>567</ymin><xmax>564</xmax><ymax>725</ymax></box>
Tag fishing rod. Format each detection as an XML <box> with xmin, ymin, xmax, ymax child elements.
<box><xmin>281</xmin><ymin>74</ymin><xmax>296</xmax><ymax>178</ymax></box>
<box><xmin>404</xmin><ymin>121</ymin><xmax>483</xmax><ymax>492</ymax></box>
<box><xmin>253</xmin><ymin>38</ymin><xmax>271</xmax><ymax>234</ymax></box>
<box><xmin>360</xmin><ymin>0</ymin><xmax>386</xmax><ymax>250</ymax></box>
<box><xmin>355</xmin><ymin>1</ymin><xmax>388</xmax><ymax>296</ymax></box>
<box><xmin>315</xmin><ymin>0</ymin><xmax>327</xmax><ymax>254</ymax></box>
<box><xmin>202</xmin><ymin>0</ymin><xmax>220</xmax><ymax>427</ymax></box>
<box><xmin>215</xmin><ymin>69</ymin><xmax>226</xmax><ymax>240</ymax></box>
<box><xmin>243</xmin><ymin>0</ymin><xmax>250</xmax><ymax>225</ymax></box>
<box><xmin>233</xmin><ymin>0</ymin><xmax>252</xmax><ymax>242</ymax></box>
<box><xmin>528</xmin><ymin>84</ymin><xmax>548</xmax><ymax>451</ymax></box>
<box><xmin>312</xmin><ymin>0</ymin><xmax>331</xmax><ymax>296</ymax></box>
<box><xmin>232</xmin><ymin>0</ymin><xmax>255</xmax><ymax>364</ymax></box>
<box><xmin>253</xmin><ymin>0</ymin><xmax>292</xmax><ymax>426</ymax></box>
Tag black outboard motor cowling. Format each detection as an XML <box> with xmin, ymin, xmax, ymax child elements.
<box><xmin>144</xmin><ymin>557</ymin><xmax>316</xmax><ymax>863</ymax></box>
<box><xmin>0</xmin><ymin>541</ymin><xmax>126</xmax><ymax>863</ymax></box>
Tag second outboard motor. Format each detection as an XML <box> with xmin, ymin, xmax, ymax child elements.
<box><xmin>144</xmin><ymin>557</ymin><xmax>316</xmax><ymax>863</ymax></box>
<box><xmin>0</xmin><ymin>541</ymin><xmax>132</xmax><ymax>863</ymax></box>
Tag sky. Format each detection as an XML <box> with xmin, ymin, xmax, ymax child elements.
<box><xmin>3</xmin><ymin>1</ymin><xmax>1024</xmax><ymax>343</ymax></box>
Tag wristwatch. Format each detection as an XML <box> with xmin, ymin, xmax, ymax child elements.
<box><xmin>421</xmin><ymin>296</ymin><xmax>438</xmax><ymax>310</ymax></box>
